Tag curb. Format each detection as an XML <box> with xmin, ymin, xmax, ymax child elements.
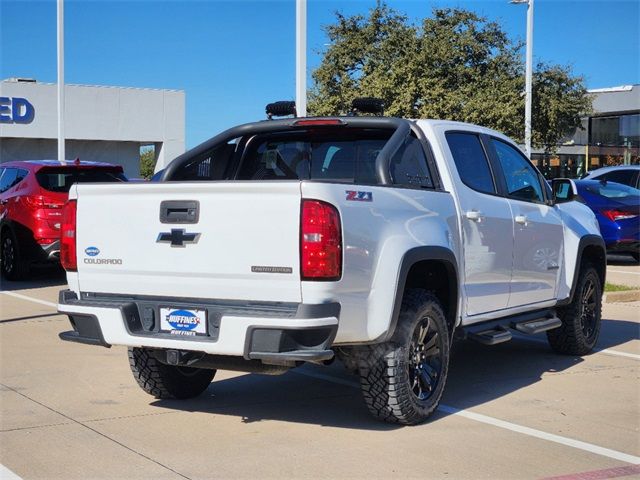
<box><xmin>604</xmin><ymin>290</ymin><xmax>640</xmax><ymax>303</ymax></box>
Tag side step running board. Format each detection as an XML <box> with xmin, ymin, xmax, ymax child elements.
<box><xmin>465</xmin><ymin>309</ymin><xmax>562</xmax><ymax>346</ymax></box>
<box><xmin>468</xmin><ymin>327</ymin><xmax>512</xmax><ymax>346</ymax></box>
<box><xmin>511</xmin><ymin>316</ymin><xmax>562</xmax><ymax>335</ymax></box>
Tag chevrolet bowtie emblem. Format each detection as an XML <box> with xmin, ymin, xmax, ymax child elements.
<box><xmin>156</xmin><ymin>229</ymin><xmax>200</xmax><ymax>247</ymax></box>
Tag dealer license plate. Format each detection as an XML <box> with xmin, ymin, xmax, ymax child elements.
<box><xmin>160</xmin><ymin>308</ymin><xmax>207</xmax><ymax>336</ymax></box>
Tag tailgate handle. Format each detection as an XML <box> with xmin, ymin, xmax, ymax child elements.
<box><xmin>160</xmin><ymin>200</ymin><xmax>199</xmax><ymax>224</ymax></box>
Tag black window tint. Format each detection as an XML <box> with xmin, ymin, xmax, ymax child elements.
<box><xmin>172</xmin><ymin>142</ymin><xmax>236</xmax><ymax>181</ymax></box>
<box><xmin>446</xmin><ymin>133</ymin><xmax>495</xmax><ymax>194</ymax></box>
<box><xmin>35</xmin><ymin>168</ymin><xmax>127</xmax><ymax>193</ymax></box>
<box><xmin>313</xmin><ymin>139</ymin><xmax>384</xmax><ymax>184</ymax></box>
<box><xmin>390</xmin><ymin>135</ymin><xmax>433</xmax><ymax>188</ymax></box>
<box><xmin>237</xmin><ymin>130</ymin><xmax>390</xmax><ymax>184</ymax></box>
<box><xmin>239</xmin><ymin>140</ymin><xmax>310</xmax><ymax>180</ymax></box>
<box><xmin>0</xmin><ymin>168</ymin><xmax>18</xmax><ymax>193</ymax></box>
<box><xmin>491</xmin><ymin>139</ymin><xmax>544</xmax><ymax>203</ymax></box>
<box><xmin>600</xmin><ymin>170</ymin><xmax>634</xmax><ymax>187</ymax></box>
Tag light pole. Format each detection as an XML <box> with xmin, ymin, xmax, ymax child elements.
<box><xmin>57</xmin><ymin>0</ymin><xmax>65</xmax><ymax>163</ymax></box>
<box><xmin>296</xmin><ymin>0</ymin><xmax>307</xmax><ymax>117</ymax></box>
<box><xmin>511</xmin><ymin>0</ymin><xmax>534</xmax><ymax>158</ymax></box>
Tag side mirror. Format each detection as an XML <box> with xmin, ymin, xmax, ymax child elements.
<box><xmin>552</xmin><ymin>178</ymin><xmax>578</xmax><ymax>204</ymax></box>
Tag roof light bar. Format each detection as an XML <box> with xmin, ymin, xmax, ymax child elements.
<box><xmin>266</xmin><ymin>101</ymin><xmax>297</xmax><ymax>120</ymax></box>
<box><xmin>351</xmin><ymin>97</ymin><xmax>385</xmax><ymax>116</ymax></box>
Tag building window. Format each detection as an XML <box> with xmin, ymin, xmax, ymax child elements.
<box><xmin>590</xmin><ymin>113</ymin><xmax>640</xmax><ymax>148</ymax></box>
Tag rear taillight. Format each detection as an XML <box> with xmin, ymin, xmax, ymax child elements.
<box><xmin>301</xmin><ymin>199</ymin><xmax>342</xmax><ymax>280</ymax></box>
<box><xmin>602</xmin><ymin>209</ymin><xmax>638</xmax><ymax>222</ymax></box>
<box><xmin>24</xmin><ymin>195</ymin><xmax>64</xmax><ymax>209</ymax></box>
<box><xmin>60</xmin><ymin>200</ymin><xmax>77</xmax><ymax>271</ymax></box>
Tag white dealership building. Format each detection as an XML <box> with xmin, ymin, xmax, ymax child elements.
<box><xmin>0</xmin><ymin>78</ymin><xmax>185</xmax><ymax>177</ymax></box>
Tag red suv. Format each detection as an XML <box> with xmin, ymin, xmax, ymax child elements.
<box><xmin>0</xmin><ymin>160</ymin><xmax>127</xmax><ymax>280</ymax></box>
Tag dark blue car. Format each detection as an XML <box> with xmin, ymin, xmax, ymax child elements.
<box><xmin>574</xmin><ymin>179</ymin><xmax>640</xmax><ymax>261</ymax></box>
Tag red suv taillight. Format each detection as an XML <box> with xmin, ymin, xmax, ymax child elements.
<box><xmin>24</xmin><ymin>195</ymin><xmax>64</xmax><ymax>209</ymax></box>
<box><xmin>301</xmin><ymin>199</ymin><xmax>342</xmax><ymax>280</ymax></box>
<box><xmin>60</xmin><ymin>200</ymin><xmax>77</xmax><ymax>271</ymax></box>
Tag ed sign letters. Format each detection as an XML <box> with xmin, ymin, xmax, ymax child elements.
<box><xmin>0</xmin><ymin>97</ymin><xmax>35</xmax><ymax>124</ymax></box>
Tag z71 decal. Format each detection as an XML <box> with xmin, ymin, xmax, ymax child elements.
<box><xmin>346</xmin><ymin>190</ymin><xmax>373</xmax><ymax>202</ymax></box>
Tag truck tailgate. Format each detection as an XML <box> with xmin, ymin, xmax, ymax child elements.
<box><xmin>74</xmin><ymin>181</ymin><xmax>302</xmax><ymax>302</ymax></box>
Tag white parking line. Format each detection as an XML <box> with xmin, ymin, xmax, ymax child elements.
<box><xmin>294</xmin><ymin>369</ymin><xmax>640</xmax><ymax>465</ymax></box>
<box><xmin>511</xmin><ymin>333</ymin><xmax>640</xmax><ymax>361</ymax></box>
<box><xmin>437</xmin><ymin>405</ymin><xmax>640</xmax><ymax>465</ymax></box>
<box><xmin>608</xmin><ymin>269</ymin><xmax>640</xmax><ymax>276</ymax></box>
<box><xmin>0</xmin><ymin>291</ymin><xmax>58</xmax><ymax>309</ymax></box>
<box><xmin>0</xmin><ymin>464</ymin><xmax>23</xmax><ymax>480</ymax></box>
<box><xmin>599</xmin><ymin>349</ymin><xmax>640</xmax><ymax>360</ymax></box>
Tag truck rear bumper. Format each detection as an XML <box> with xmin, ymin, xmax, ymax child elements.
<box><xmin>57</xmin><ymin>290</ymin><xmax>339</xmax><ymax>362</ymax></box>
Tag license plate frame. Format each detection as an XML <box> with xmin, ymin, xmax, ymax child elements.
<box><xmin>159</xmin><ymin>307</ymin><xmax>208</xmax><ymax>337</ymax></box>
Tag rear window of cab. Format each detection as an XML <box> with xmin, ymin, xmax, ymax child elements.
<box><xmin>171</xmin><ymin>126</ymin><xmax>435</xmax><ymax>189</ymax></box>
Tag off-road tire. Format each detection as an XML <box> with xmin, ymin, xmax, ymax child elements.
<box><xmin>128</xmin><ymin>347</ymin><xmax>215</xmax><ymax>399</ymax></box>
<box><xmin>357</xmin><ymin>289</ymin><xmax>450</xmax><ymax>425</ymax></box>
<box><xmin>1</xmin><ymin>228</ymin><xmax>29</xmax><ymax>280</ymax></box>
<box><xmin>547</xmin><ymin>263</ymin><xmax>602</xmax><ymax>355</ymax></box>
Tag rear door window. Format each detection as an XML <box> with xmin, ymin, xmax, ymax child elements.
<box><xmin>445</xmin><ymin>132</ymin><xmax>496</xmax><ymax>194</ymax></box>
<box><xmin>36</xmin><ymin>168</ymin><xmax>127</xmax><ymax>193</ymax></box>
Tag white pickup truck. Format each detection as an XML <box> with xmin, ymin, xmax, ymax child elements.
<box><xmin>58</xmin><ymin>102</ymin><xmax>605</xmax><ymax>424</ymax></box>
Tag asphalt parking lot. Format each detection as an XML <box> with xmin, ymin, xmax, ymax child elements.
<box><xmin>1</xmin><ymin>261</ymin><xmax>639</xmax><ymax>480</ymax></box>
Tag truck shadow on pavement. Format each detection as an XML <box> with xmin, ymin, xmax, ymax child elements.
<box><xmin>151</xmin><ymin>317</ymin><xmax>637</xmax><ymax>429</ymax></box>
<box><xmin>0</xmin><ymin>266</ymin><xmax>66</xmax><ymax>292</ymax></box>
<box><xmin>154</xmin><ymin>363</ymin><xmax>397</xmax><ymax>430</ymax></box>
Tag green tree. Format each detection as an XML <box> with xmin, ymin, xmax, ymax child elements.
<box><xmin>139</xmin><ymin>147</ymin><xmax>156</xmax><ymax>179</ymax></box>
<box><xmin>309</xmin><ymin>4</ymin><xmax>591</xmax><ymax>153</ymax></box>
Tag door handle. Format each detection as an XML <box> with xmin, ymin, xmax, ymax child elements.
<box><xmin>0</xmin><ymin>200</ymin><xmax>8</xmax><ymax>205</ymax></box>
<box><xmin>465</xmin><ymin>210</ymin><xmax>484</xmax><ymax>222</ymax></box>
<box><xmin>515</xmin><ymin>215</ymin><xmax>528</xmax><ymax>225</ymax></box>
<box><xmin>159</xmin><ymin>200</ymin><xmax>199</xmax><ymax>224</ymax></box>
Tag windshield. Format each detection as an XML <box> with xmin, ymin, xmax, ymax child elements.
<box><xmin>584</xmin><ymin>181</ymin><xmax>640</xmax><ymax>199</ymax></box>
<box><xmin>36</xmin><ymin>167</ymin><xmax>127</xmax><ymax>193</ymax></box>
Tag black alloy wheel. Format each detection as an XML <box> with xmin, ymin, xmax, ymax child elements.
<box><xmin>408</xmin><ymin>317</ymin><xmax>443</xmax><ymax>401</ymax></box>
<box><xmin>1</xmin><ymin>231</ymin><xmax>29</xmax><ymax>280</ymax></box>
<box><xmin>547</xmin><ymin>263</ymin><xmax>602</xmax><ymax>355</ymax></box>
<box><xmin>357</xmin><ymin>289</ymin><xmax>450</xmax><ymax>424</ymax></box>
<box><xmin>1</xmin><ymin>235</ymin><xmax>16</xmax><ymax>277</ymax></box>
<box><xmin>579</xmin><ymin>276</ymin><xmax>598</xmax><ymax>342</ymax></box>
